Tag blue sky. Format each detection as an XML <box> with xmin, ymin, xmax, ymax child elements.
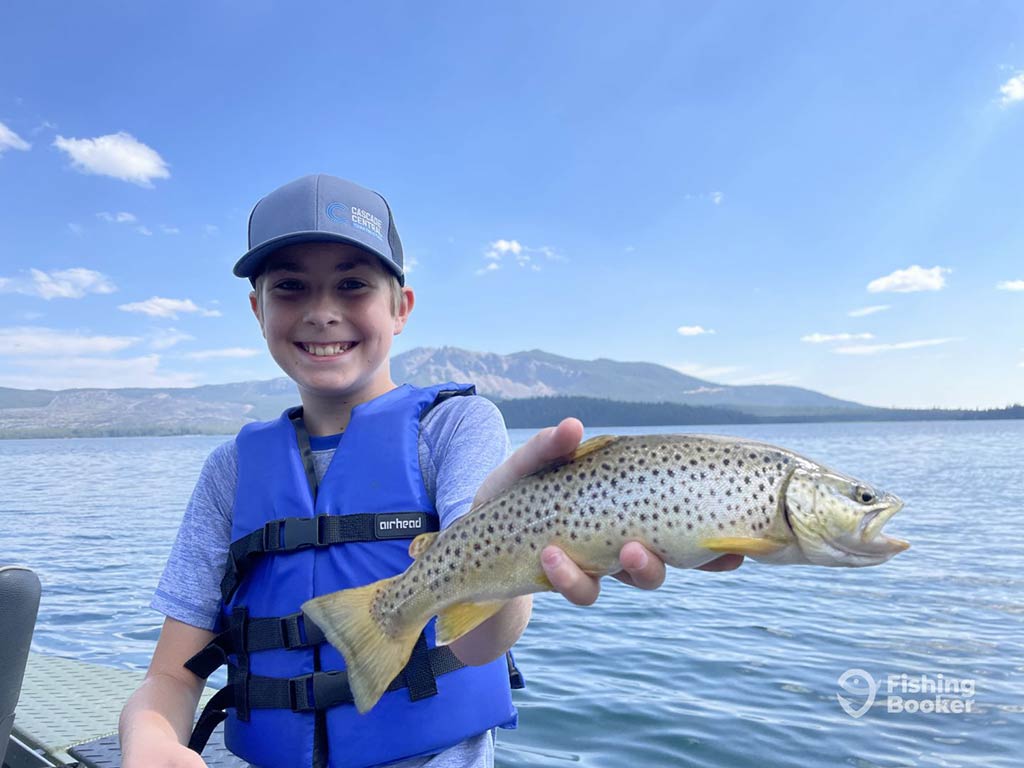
<box><xmin>1</xmin><ymin>1</ymin><xmax>1022</xmax><ymax>409</ymax></box>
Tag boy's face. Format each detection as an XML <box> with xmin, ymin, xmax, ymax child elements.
<box><xmin>250</xmin><ymin>242</ymin><xmax>413</xmax><ymax>411</ymax></box>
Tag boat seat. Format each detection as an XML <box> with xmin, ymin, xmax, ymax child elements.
<box><xmin>0</xmin><ymin>565</ymin><xmax>41</xmax><ymax>767</ymax></box>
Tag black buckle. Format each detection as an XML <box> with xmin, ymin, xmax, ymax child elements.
<box><xmin>313</xmin><ymin>670</ymin><xmax>347</xmax><ymax>709</ymax></box>
<box><xmin>283</xmin><ymin>516</ymin><xmax>321</xmax><ymax>551</ymax></box>
<box><xmin>288</xmin><ymin>674</ymin><xmax>315</xmax><ymax>712</ymax></box>
<box><xmin>280</xmin><ymin>615</ymin><xmax>304</xmax><ymax>649</ymax></box>
<box><xmin>261</xmin><ymin>519</ymin><xmax>284</xmax><ymax>552</ymax></box>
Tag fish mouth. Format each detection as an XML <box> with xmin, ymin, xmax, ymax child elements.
<box><xmin>853</xmin><ymin>494</ymin><xmax>909</xmax><ymax>555</ymax></box>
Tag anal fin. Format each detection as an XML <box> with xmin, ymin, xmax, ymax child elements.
<box><xmin>435</xmin><ymin>600</ymin><xmax>506</xmax><ymax>645</ymax></box>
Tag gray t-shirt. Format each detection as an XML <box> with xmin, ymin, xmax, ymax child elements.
<box><xmin>152</xmin><ymin>394</ymin><xmax>512</xmax><ymax>768</ymax></box>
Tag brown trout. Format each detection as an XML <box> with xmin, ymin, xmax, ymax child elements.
<box><xmin>302</xmin><ymin>434</ymin><xmax>908</xmax><ymax>713</ymax></box>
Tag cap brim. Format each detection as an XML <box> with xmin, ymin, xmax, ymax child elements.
<box><xmin>233</xmin><ymin>231</ymin><xmax>404</xmax><ymax>284</ymax></box>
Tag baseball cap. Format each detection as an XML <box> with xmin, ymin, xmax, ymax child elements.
<box><xmin>233</xmin><ymin>174</ymin><xmax>405</xmax><ymax>285</ymax></box>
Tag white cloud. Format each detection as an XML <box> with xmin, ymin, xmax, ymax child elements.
<box><xmin>712</xmin><ymin>191</ymin><xmax>724</xmax><ymax>205</ymax></box>
<box><xmin>0</xmin><ymin>121</ymin><xmax>31</xmax><ymax>154</ymax></box>
<box><xmin>0</xmin><ymin>326</ymin><xmax>139</xmax><ymax>356</ymax></box>
<box><xmin>184</xmin><ymin>347</ymin><xmax>262</xmax><ymax>360</ymax></box>
<box><xmin>97</xmin><ymin>211</ymin><xmax>137</xmax><ymax>223</ymax></box>
<box><xmin>118</xmin><ymin>297</ymin><xmax>222</xmax><ymax>319</ymax></box>
<box><xmin>0</xmin><ymin>354</ymin><xmax>198</xmax><ymax>389</ymax></box>
<box><xmin>68</xmin><ymin>223</ymin><xmax>84</xmax><ymax>236</ymax></box>
<box><xmin>1000</xmin><ymin>72</ymin><xmax>1024</xmax><ymax>106</ymax></box>
<box><xmin>53</xmin><ymin>131</ymin><xmax>170</xmax><ymax>187</ymax></box>
<box><xmin>677</xmin><ymin>325</ymin><xmax>715</xmax><ymax>336</ymax></box>
<box><xmin>0</xmin><ymin>268</ymin><xmax>117</xmax><ymax>299</ymax></box>
<box><xmin>801</xmin><ymin>332</ymin><xmax>875</xmax><ymax>343</ymax></box>
<box><xmin>996</xmin><ymin>280</ymin><xmax>1024</xmax><ymax>291</ymax></box>
<box><xmin>480</xmin><ymin>239</ymin><xmax>564</xmax><ymax>273</ymax></box>
<box><xmin>848</xmin><ymin>304</ymin><xmax>890</xmax><ymax>317</ymax></box>
<box><xmin>150</xmin><ymin>328</ymin><xmax>194</xmax><ymax>350</ymax></box>
<box><xmin>136</xmin><ymin>226</ymin><xmax>153</xmax><ymax>236</ymax></box>
<box><xmin>834</xmin><ymin>337</ymin><xmax>958</xmax><ymax>355</ymax></box>
<box><xmin>867</xmin><ymin>265</ymin><xmax>950</xmax><ymax>293</ymax></box>
<box><xmin>204</xmin><ymin>224</ymin><xmax>220</xmax><ymax>236</ymax></box>
<box><xmin>404</xmin><ymin>254</ymin><xmax>419</xmax><ymax>274</ymax></box>
<box><xmin>160</xmin><ymin>225</ymin><xmax>180</xmax><ymax>235</ymax></box>
<box><xmin>487</xmin><ymin>239</ymin><xmax>522</xmax><ymax>259</ymax></box>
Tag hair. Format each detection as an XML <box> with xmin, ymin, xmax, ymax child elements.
<box><xmin>252</xmin><ymin>264</ymin><xmax>404</xmax><ymax>316</ymax></box>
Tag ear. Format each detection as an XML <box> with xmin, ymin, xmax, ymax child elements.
<box><xmin>393</xmin><ymin>287</ymin><xmax>414</xmax><ymax>335</ymax></box>
<box><xmin>249</xmin><ymin>290</ymin><xmax>266</xmax><ymax>338</ymax></box>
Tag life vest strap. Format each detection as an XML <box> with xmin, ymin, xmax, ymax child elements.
<box><xmin>185</xmin><ymin>609</ymin><xmax>328</xmax><ymax>679</ymax></box>
<box><xmin>188</xmin><ymin>643</ymin><xmax>468</xmax><ymax>754</ymax></box>
<box><xmin>220</xmin><ymin>511</ymin><xmax>440</xmax><ymax>602</ymax></box>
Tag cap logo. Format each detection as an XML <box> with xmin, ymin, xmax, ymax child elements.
<box><xmin>326</xmin><ymin>202</ymin><xmax>349</xmax><ymax>223</ymax></box>
<box><xmin>351</xmin><ymin>206</ymin><xmax>384</xmax><ymax>241</ymax></box>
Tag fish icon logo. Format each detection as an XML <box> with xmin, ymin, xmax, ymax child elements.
<box><xmin>837</xmin><ymin>668</ymin><xmax>878</xmax><ymax>718</ymax></box>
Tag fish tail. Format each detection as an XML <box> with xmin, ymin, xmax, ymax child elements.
<box><xmin>301</xmin><ymin>575</ymin><xmax>423</xmax><ymax>714</ymax></box>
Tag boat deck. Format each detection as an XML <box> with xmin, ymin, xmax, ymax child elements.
<box><xmin>9</xmin><ymin>653</ymin><xmax>243</xmax><ymax>767</ymax></box>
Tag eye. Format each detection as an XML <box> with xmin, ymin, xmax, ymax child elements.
<box><xmin>855</xmin><ymin>486</ymin><xmax>876</xmax><ymax>504</ymax></box>
<box><xmin>272</xmin><ymin>278</ymin><xmax>304</xmax><ymax>291</ymax></box>
<box><xmin>339</xmin><ymin>278</ymin><xmax>368</xmax><ymax>290</ymax></box>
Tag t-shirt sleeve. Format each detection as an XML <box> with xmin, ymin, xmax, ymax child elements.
<box><xmin>419</xmin><ymin>395</ymin><xmax>512</xmax><ymax>530</ymax></box>
<box><xmin>151</xmin><ymin>439</ymin><xmax>237</xmax><ymax>630</ymax></box>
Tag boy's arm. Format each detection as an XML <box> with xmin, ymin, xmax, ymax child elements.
<box><xmin>119</xmin><ymin>617</ymin><xmax>215</xmax><ymax>767</ymax></box>
<box><xmin>449</xmin><ymin>419</ymin><xmax>743</xmax><ymax>664</ymax></box>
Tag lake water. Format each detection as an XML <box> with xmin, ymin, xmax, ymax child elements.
<box><xmin>2</xmin><ymin>420</ymin><xmax>1022</xmax><ymax>767</ymax></box>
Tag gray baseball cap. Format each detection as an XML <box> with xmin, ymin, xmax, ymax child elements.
<box><xmin>234</xmin><ymin>174</ymin><xmax>405</xmax><ymax>285</ymax></box>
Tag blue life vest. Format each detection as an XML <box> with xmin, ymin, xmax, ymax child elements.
<box><xmin>220</xmin><ymin>383</ymin><xmax>517</xmax><ymax>768</ymax></box>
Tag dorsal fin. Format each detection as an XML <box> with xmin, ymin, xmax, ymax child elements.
<box><xmin>531</xmin><ymin>434</ymin><xmax>618</xmax><ymax>477</ymax></box>
<box><xmin>570</xmin><ymin>434</ymin><xmax>618</xmax><ymax>461</ymax></box>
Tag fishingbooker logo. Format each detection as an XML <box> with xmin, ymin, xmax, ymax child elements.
<box><xmin>837</xmin><ymin>668</ymin><xmax>976</xmax><ymax>718</ymax></box>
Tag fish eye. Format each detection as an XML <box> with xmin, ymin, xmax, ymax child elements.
<box><xmin>854</xmin><ymin>486</ymin><xmax>876</xmax><ymax>504</ymax></box>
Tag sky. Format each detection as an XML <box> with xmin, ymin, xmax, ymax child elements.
<box><xmin>1</xmin><ymin>1</ymin><xmax>1022</xmax><ymax>409</ymax></box>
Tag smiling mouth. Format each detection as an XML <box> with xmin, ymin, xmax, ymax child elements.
<box><xmin>297</xmin><ymin>342</ymin><xmax>357</xmax><ymax>357</ymax></box>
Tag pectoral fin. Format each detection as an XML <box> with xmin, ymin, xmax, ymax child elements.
<box><xmin>408</xmin><ymin>532</ymin><xmax>439</xmax><ymax>560</ymax></box>
<box><xmin>435</xmin><ymin>600</ymin><xmax>507</xmax><ymax>645</ymax></box>
<box><xmin>700</xmin><ymin>536</ymin><xmax>788</xmax><ymax>556</ymax></box>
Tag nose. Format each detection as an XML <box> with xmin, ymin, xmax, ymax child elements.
<box><xmin>303</xmin><ymin>289</ymin><xmax>341</xmax><ymax>327</ymax></box>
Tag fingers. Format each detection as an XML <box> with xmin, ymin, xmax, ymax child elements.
<box><xmin>613</xmin><ymin>541</ymin><xmax>666</xmax><ymax>590</ymax></box>
<box><xmin>696</xmin><ymin>554</ymin><xmax>745</xmax><ymax>572</ymax></box>
<box><xmin>473</xmin><ymin>418</ymin><xmax>584</xmax><ymax>507</ymax></box>
<box><xmin>541</xmin><ymin>546</ymin><xmax>600</xmax><ymax>606</ymax></box>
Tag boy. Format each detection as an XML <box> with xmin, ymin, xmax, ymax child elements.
<box><xmin>119</xmin><ymin>174</ymin><xmax>739</xmax><ymax>768</ymax></box>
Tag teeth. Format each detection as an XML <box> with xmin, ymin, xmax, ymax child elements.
<box><xmin>302</xmin><ymin>342</ymin><xmax>354</xmax><ymax>356</ymax></box>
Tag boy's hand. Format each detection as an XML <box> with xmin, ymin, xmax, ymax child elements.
<box><xmin>474</xmin><ymin>418</ymin><xmax>743</xmax><ymax>608</ymax></box>
<box><xmin>122</xmin><ymin>739</ymin><xmax>207</xmax><ymax>768</ymax></box>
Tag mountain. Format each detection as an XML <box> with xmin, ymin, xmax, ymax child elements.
<box><xmin>0</xmin><ymin>346</ymin><xmax>879</xmax><ymax>438</ymax></box>
<box><xmin>390</xmin><ymin>347</ymin><xmax>867</xmax><ymax>412</ymax></box>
